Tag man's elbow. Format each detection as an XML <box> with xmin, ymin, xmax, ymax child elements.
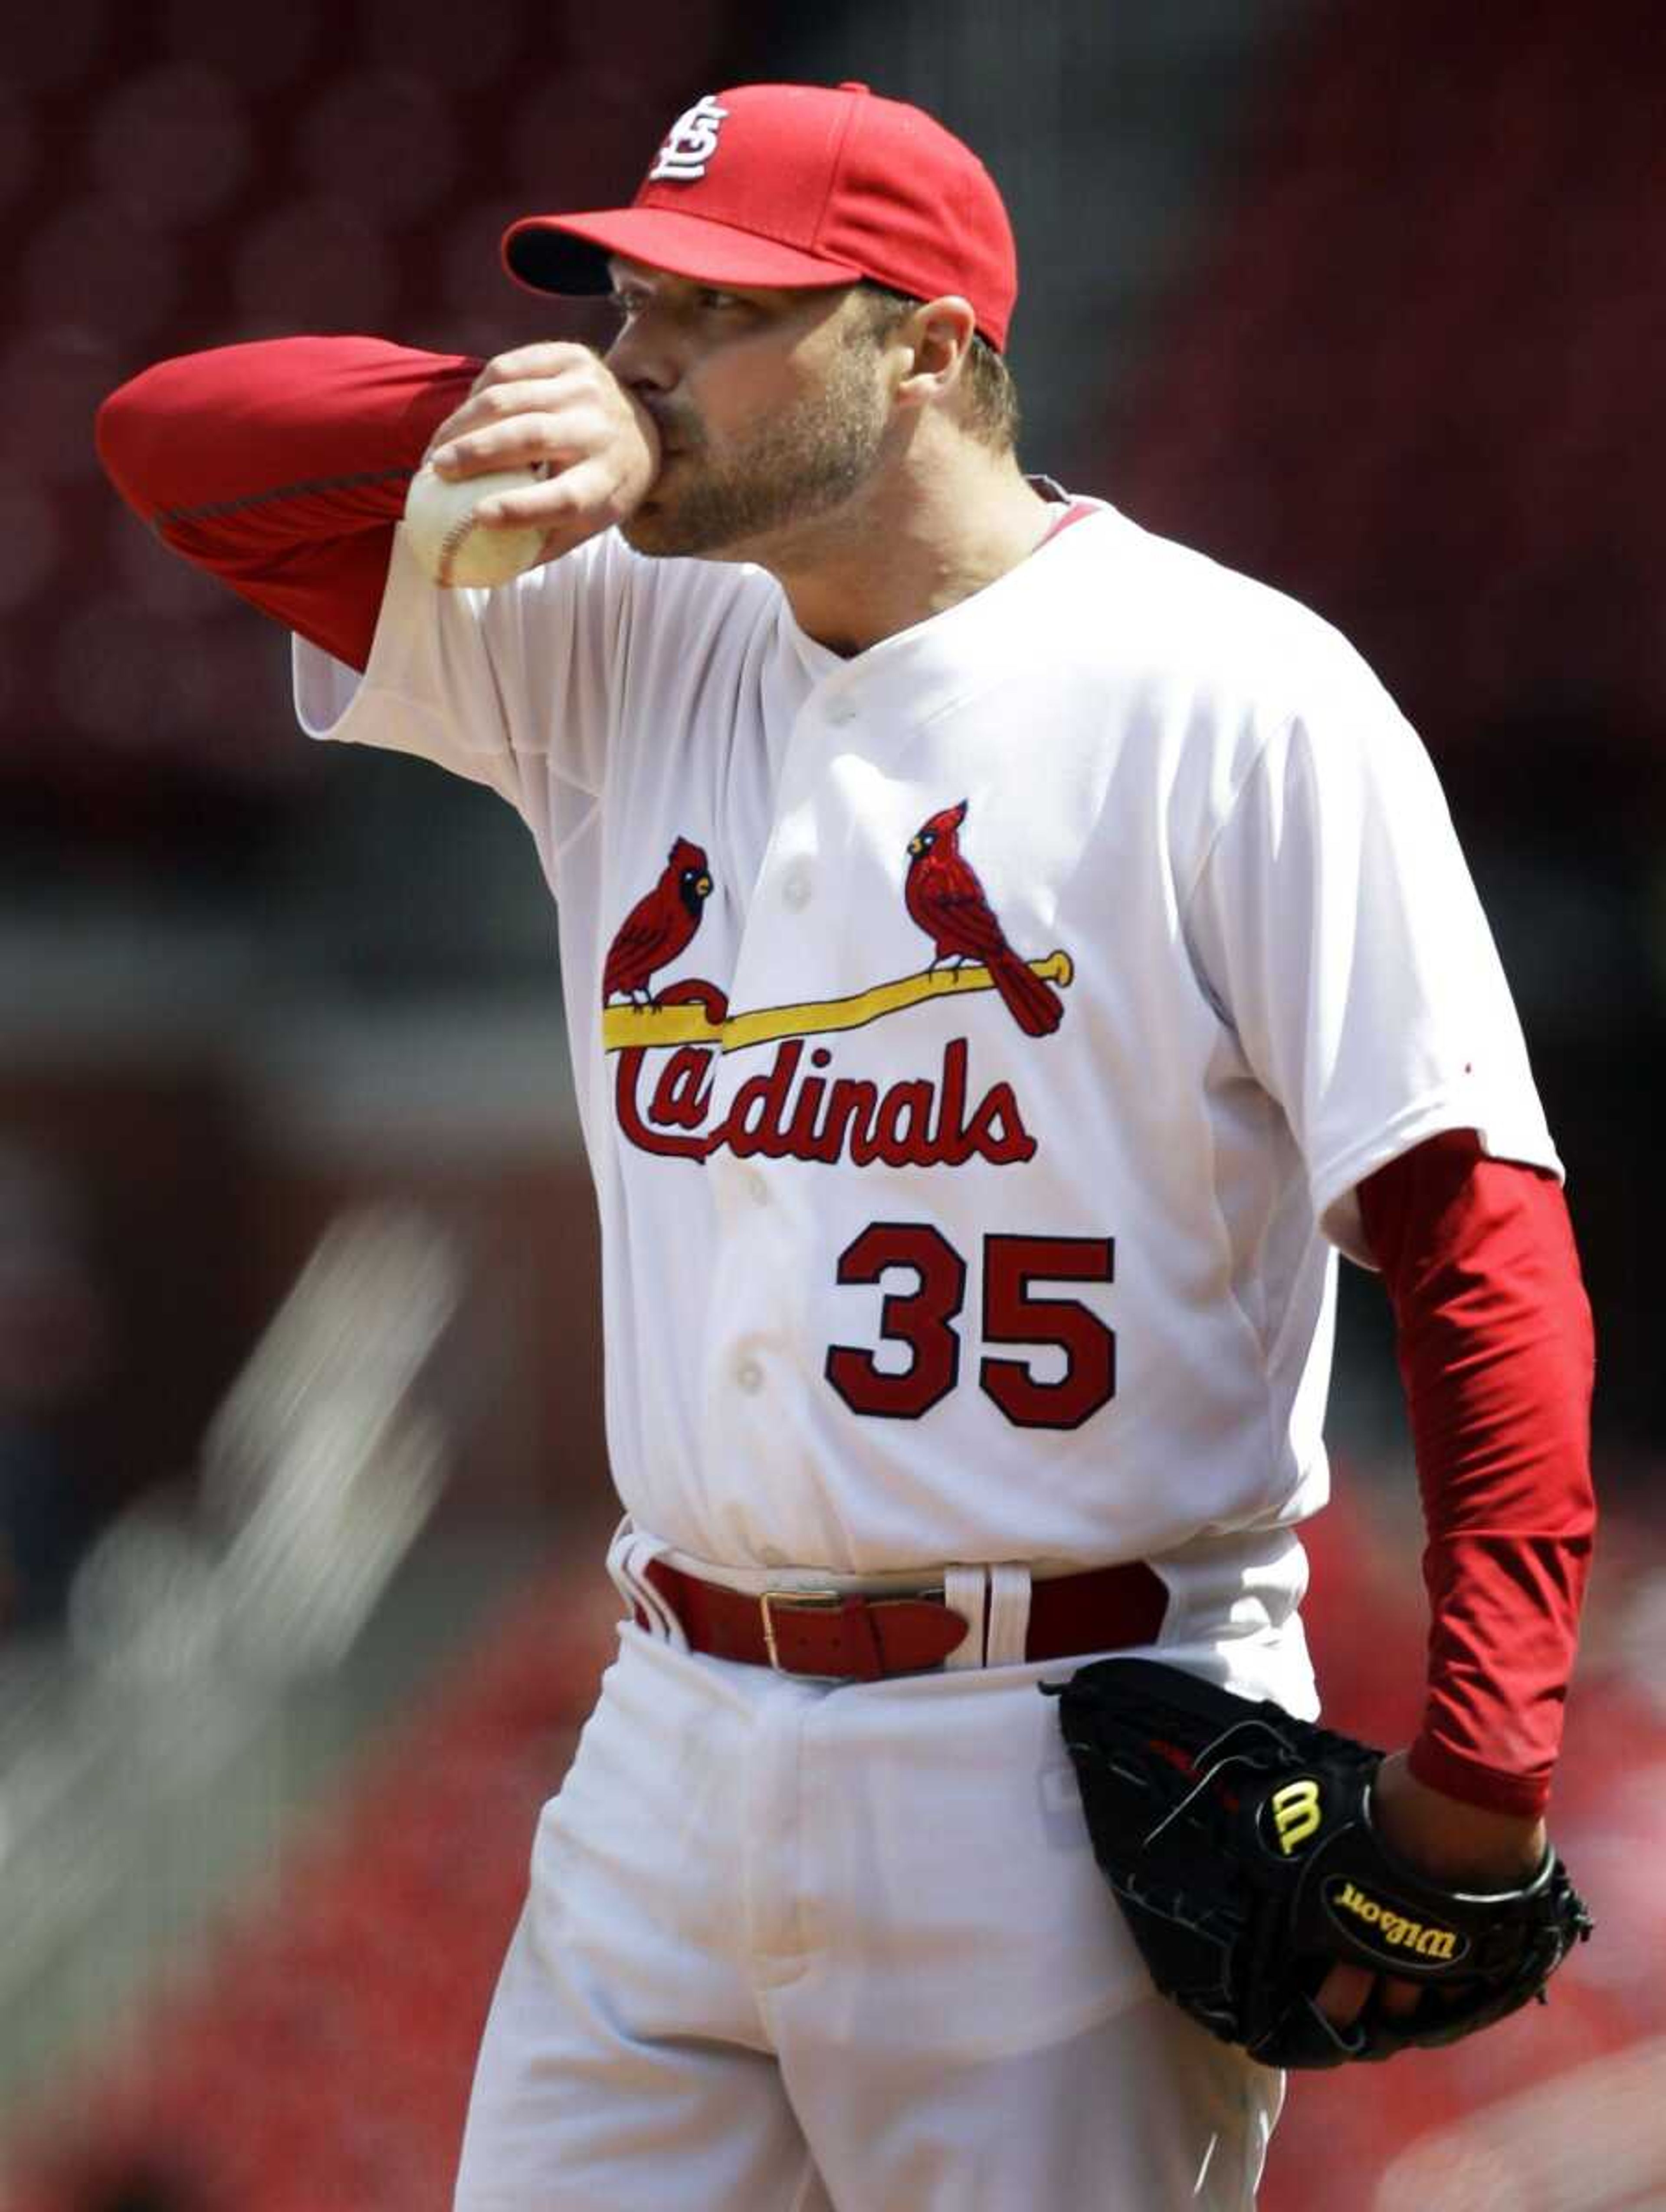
<box><xmin>94</xmin><ymin>353</ymin><xmax>202</xmax><ymax>522</ymax></box>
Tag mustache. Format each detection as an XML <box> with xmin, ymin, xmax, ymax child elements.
<box><xmin>641</xmin><ymin>404</ymin><xmax>705</xmax><ymax>455</ymax></box>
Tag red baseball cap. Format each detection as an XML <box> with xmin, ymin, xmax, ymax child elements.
<box><xmin>502</xmin><ymin>81</ymin><xmax>1017</xmax><ymax>352</ymax></box>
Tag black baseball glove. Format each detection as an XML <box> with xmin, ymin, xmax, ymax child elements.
<box><xmin>1044</xmin><ymin>1657</ymin><xmax>1592</xmax><ymax>2068</ymax></box>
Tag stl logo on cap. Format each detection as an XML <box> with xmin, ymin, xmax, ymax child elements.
<box><xmin>648</xmin><ymin>95</ymin><xmax>731</xmax><ymax>184</ymax></box>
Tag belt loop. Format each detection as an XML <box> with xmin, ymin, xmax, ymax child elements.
<box><xmin>985</xmin><ymin>1563</ymin><xmax>1031</xmax><ymax>1666</ymax></box>
<box><xmin>609</xmin><ymin>1524</ymin><xmax>688</xmax><ymax>1651</ymax></box>
<box><xmin>941</xmin><ymin>1566</ymin><xmax>988</xmax><ymax>1670</ymax></box>
<box><xmin>604</xmin><ymin>1516</ymin><xmax>640</xmax><ymax>1615</ymax></box>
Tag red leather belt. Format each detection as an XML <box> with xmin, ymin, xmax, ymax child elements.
<box><xmin>639</xmin><ymin>1558</ymin><xmax>1167</xmax><ymax>1682</ymax></box>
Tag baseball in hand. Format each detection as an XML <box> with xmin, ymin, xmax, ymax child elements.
<box><xmin>403</xmin><ymin>460</ymin><xmax>550</xmax><ymax>588</ymax></box>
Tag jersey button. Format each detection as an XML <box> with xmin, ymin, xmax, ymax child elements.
<box><xmin>825</xmin><ymin>695</ymin><xmax>858</xmax><ymax>726</ymax></box>
<box><xmin>734</xmin><ymin>1355</ymin><xmax>764</xmax><ymax>1394</ymax></box>
<box><xmin>745</xmin><ymin>1169</ymin><xmax>770</xmax><ymax>1206</ymax></box>
<box><xmin>782</xmin><ymin>864</ymin><xmax>813</xmax><ymax>911</ymax></box>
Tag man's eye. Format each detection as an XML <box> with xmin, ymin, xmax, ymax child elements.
<box><xmin>607</xmin><ymin>291</ymin><xmax>643</xmax><ymax>320</ymax></box>
<box><xmin>698</xmin><ymin>289</ymin><xmax>746</xmax><ymax>312</ymax></box>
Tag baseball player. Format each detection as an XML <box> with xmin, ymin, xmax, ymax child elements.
<box><xmin>98</xmin><ymin>81</ymin><xmax>1594</xmax><ymax>2210</ymax></box>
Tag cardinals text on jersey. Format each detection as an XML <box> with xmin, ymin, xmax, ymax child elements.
<box><xmin>599</xmin><ymin>802</ymin><xmax>1069</xmax><ymax>1169</ymax></box>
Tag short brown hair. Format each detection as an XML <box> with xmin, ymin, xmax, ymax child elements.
<box><xmin>852</xmin><ymin>283</ymin><xmax>1020</xmax><ymax>455</ymax></box>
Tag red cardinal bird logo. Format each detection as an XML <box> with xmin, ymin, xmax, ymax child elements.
<box><xmin>603</xmin><ymin>837</ymin><xmax>714</xmax><ymax>1005</ymax></box>
<box><xmin>905</xmin><ymin>801</ymin><xmax>1063</xmax><ymax>1037</ymax></box>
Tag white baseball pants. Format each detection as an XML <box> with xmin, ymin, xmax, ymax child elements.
<box><xmin>453</xmin><ymin>1546</ymin><xmax>1294</xmax><ymax>2211</ymax></box>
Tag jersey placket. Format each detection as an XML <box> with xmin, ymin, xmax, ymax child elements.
<box><xmin>697</xmin><ymin>663</ymin><xmax>866</xmax><ymax>1495</ymax></box>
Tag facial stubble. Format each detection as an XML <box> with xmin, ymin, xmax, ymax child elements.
<box><xmin>621</xmin><ymin>338</ymin><xmax>890</xmax><ymax>560</ymax></box>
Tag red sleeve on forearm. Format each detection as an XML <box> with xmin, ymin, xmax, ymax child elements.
<box><xmin>1356</xmin><ymin>1129</ymin><xmax>1595</xmax><ymax>1818</ymax></box>
<box><xmin>95</xmin><ymin>337</ymin><xmax>480</xmax><ymax>671</ymax></box>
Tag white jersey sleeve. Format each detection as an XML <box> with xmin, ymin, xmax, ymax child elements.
<box><xmin>291</xmin><ymin>519</ymin><xmax>785</xmax><ymax>898</ymax></box>
<box><xmin>1182</xmin><ymin>668</ymin><xmax>1558</xmax><ymax>1265</ymax></box>
<box><xmin>291</xmin><ymin>520</ymin><xmax>638</xmax><ymax>872</ymax></box>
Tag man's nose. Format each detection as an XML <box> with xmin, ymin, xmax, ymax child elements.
<box><xmin>605</xmin><ymin>320</ymin><xmax>678</xmax><ymax>395</ymax></box>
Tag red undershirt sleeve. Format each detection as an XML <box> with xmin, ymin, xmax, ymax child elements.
<box><xmin>1356</xmin><ymin>1128</ymin><xmax>1596</xmax><ymax>1818</ymax></box>
<box><xmin>95</xmin><ymin>336</ymin><xmax>481</xmax><ymax>672</ymax></box>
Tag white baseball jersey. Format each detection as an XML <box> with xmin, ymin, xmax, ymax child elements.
<box><xmin>294</xmin><ymin>500</ymin><xmax>1556</xmax><ymax>1588</ymax></box>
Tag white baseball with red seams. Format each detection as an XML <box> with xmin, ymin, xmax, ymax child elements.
<box><xmin>293</xmin><ymin>494</ymin><xmax>1557</xmax><ymax>2209</ymax></box>
<box><xmin>402</xmin><ymin>458</ymin><xmax>548</xmax><ymax>587</ymax></box>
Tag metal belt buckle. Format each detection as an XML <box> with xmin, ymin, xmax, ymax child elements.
<box><xmin>758</xmin><ymin>1588</ymin><xmax>844</xmax><ymax>1671</ymax></box>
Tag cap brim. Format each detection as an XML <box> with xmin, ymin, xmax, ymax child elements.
<box><xmin>502</xmin><ymin>207</ymin><xmax>864</xmax><ymax>297</ymax></box>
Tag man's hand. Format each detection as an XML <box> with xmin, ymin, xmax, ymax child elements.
<box><xmin>1316</xmin><ymin>1750</ymin><xmax>1547</xmax><ymax>2028</ymax></box>
<box><xmin>423</xmin><ymin>343</ymin><xmax>660</xmax><ymax>565</ymax></box>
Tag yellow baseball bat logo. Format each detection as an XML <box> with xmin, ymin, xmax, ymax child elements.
<box><xmin>1269</xmin><ymin>1779</ymin><xmax>1323</xmax><ymax>1855</ymax></box>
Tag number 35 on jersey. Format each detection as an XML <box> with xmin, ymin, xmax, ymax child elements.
<box><xmin>827</xmin><ymin>1226</ymin><xmax>1116</xmax><ymax>1431</ymax></box>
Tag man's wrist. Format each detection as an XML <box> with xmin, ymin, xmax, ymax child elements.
<box><xmin>1377</xmin><ymin>1746</ymin><xmax>1548</xmax><ymax>1887</ymax></box>
<box><xmin>1406</xmin><ymin>1730</ymin><xmax>1552</xmax><ymax>1821</ymax></box>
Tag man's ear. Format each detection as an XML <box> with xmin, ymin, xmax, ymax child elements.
<box><xmin>891</xmin><ymin>296</ymin><xmax>978</xmax><ymax>415</ymax></box>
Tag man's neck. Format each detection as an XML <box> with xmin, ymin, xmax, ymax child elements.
<box><xmin>749</xmin><ymin>439</ymin><xmax>1058</xmax><ymax>660</ymax></box>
